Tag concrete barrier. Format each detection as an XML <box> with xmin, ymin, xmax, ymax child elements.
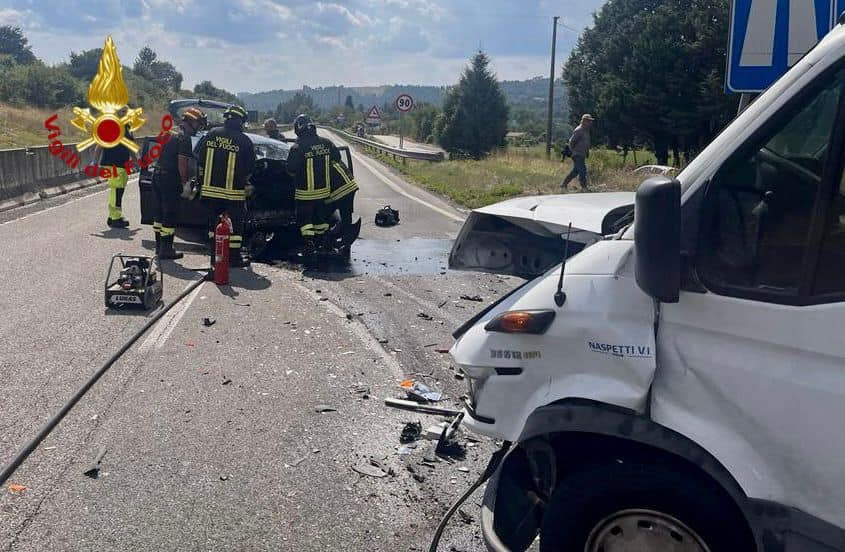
<box><xmin>0</xmin><ymin>143</ymin><xmax>102</xmax><ymax>201</ymax></box>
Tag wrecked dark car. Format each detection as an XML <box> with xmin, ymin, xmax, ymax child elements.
<box><xmin>138</xmin><ymin>99</ymin><xmax>360</xmax><ymax>260</ymax></box>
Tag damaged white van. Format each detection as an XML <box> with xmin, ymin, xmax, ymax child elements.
<box><xmin>448</xmin><ymin>20</ymin><xmax>845</xmax><ymax>552</ymax></box>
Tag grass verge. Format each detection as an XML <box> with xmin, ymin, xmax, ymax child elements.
<box><xmin>364</xmin><ymin>145</ymin><xmax>655</xmax><ymax>209</ymax></box>
<box><xmin>1</xmin><ymin>102</ymin><xmax>168</xmax><ymax>149</ymax></box>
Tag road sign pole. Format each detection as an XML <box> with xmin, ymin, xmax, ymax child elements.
<box><xmin>399</xmin><ymin>112</ymin><xmax>404</xmax><ymax>150</ymax></box>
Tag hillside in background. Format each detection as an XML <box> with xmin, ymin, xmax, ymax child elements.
<box><xmin>238</xmin><ymin>77</ymin><xmax>569</xmax><ymax>134</ymax></box>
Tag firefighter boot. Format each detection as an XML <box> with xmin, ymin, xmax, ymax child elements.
<box><xmin>159</xmin><ymin>235</ymin><xmax>184</xmax><ymax>260</ymax></box>
<box><xmin>229</xmin><ymin>250</ymin><xmax>249</xmax><ymax>268</ymax></box>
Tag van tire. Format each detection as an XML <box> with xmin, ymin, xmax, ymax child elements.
<box><xmin>538</xmin><ymin>460</ymin><xmax>754</xmax><ymax>551</ymax></box>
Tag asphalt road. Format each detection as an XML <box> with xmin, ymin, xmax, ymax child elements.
<box><xmin>0</xmin><ymin>131</ymin><xmax>519</xmax><ymax>551</ymax></box>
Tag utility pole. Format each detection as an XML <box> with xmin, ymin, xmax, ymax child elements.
<box><xmin>546</xmin><ymin>16</ymin><xmax>559</xmax><ymax>159</ymax></box>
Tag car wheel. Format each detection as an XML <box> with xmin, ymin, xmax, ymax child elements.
<box><xmin>539</xmin><ymin>461</ymin><xmax>754</xmax><ymax>552</ymax></box>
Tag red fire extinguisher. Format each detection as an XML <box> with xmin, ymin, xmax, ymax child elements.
<box><xmin>213</xmin><ymin>213</ymin><xmax>232</xmax><ymax>285</ymax></box>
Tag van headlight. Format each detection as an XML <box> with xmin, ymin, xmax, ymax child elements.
<box><xmin>484</xmin><ymin>310</ymin><xmax>555</xmax><ymax>334</ymax></box>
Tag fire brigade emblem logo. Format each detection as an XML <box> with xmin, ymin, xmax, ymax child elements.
<box><xmin>70</xmin><ymin>36</ymin><xmax>145</xmax><ymax>153</ymax></box>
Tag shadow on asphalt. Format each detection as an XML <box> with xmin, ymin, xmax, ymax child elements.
<box><xmin>213</xmin><ymin>267</ymin><xmax>273</xmax><ymax>299</ymax></box>
<box><xmin>103</xmin><ymin>300</ymin><xmax>165</xmax><ymax>317</ymax></box>
<box><xmin>89</xmin><ymin>227</ymin><xmax>142</xmax><ymax>242</ymax></box>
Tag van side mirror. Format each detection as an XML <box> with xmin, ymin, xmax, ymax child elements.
<box><xmin>635</xmin><ymin>176</ymin><xmax>680</xmax><ymax>303</ymax></box>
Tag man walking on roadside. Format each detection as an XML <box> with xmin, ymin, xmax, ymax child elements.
<box><xmin>561</xmin><ymin>113</ymin><xmax>594</xmax><ymax>191</ymax></box>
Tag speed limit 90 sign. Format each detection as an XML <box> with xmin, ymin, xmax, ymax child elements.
<box><xmin>395</xmin><ymin>94</ymin><xmax>414</xmax><ymax>112</ymax></box>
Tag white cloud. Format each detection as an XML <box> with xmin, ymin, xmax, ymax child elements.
<box><xmin>0</xmin><ymin>8</ymin><xmax>27</xmax><ymax>25</ymax></box>
<box><xmin>7</xmin><ymin>0</ymin><xmax>604</xmax><ymax>92</ymax></box>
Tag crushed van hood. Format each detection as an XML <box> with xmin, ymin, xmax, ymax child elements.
<box><xmin>449</xmin><ymin>192</ymin><xmax>635</xmax><ymax>278</ymax></box>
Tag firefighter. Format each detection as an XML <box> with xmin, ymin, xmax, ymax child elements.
<box><xmin>287</xmin><ymin>114</ymin><xmax>340</xmax><ymax>250</ymax></box>
<box><xmin>327</xmin><ymin>159</ymin><xmax>358</xmax><ymax>228</ymax></box>
<box><xmin>98</xmin><ymin>119</ymin><xmax>135</xmax><ymax>228</ymax></box>
<box><xmin>263</xmin><ymin>118</ymin><xmax>283</xmax><ymax>141</ymax></box>
<box><xmin>196</xmin><ymin>104</ymin><xmax>256</xmax><ymax>267</ymax></box>
<box><xmin>153</xmin><ymin>106</ymin><xmax>206</xmax><ymax>260</ymax></box>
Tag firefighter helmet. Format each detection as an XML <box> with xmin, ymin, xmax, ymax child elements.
<box><xmin>293</xmin><ymin>114</ymin><xmax>315</xmax><ymax>136</ymax></box>
<box><xmin>181</xmin><ymin>107</ymin><xmax>207</xmax><ymax>131</ymax></box>
<box><xmin>224</xmin><ymin>104</ymin><xmax>248</xmax><ymax>120</ymax></box>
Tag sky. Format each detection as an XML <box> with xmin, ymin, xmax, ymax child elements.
<box><xmin>0</xmin><ymin>0</ymin><xmax>605</xmax><ymax>93</ymax></box>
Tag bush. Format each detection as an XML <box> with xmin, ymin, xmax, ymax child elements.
<box><xmin>0</xmin><ymin>62</ymin><xmax>83</xmax><ymax>108</ymax></box>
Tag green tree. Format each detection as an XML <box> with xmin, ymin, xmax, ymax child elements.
<box><xmin>132</xmin><ymin>46</ymin><xmax>182</xmax><ymax>91</ymax></box>
<box><xmin>435</xmin><ymin>51</ymin><xmax>509</xmax><ymax>158</ymax></box>
<box><xmin>193</xmin><ymin>80</ymin><xmax>242</xmax><ymax>105</ymax></box>
<box><xmin>68</xmin><ymin>48</ymin><xmax>102</xmax><ymax>80</ymax></box>
<box><xmin>274</xmin><ymin>92</ymin><xmax>320</xmax><ymax>124</ymax></box>
<box><xmin>410</xmin><ymin>103</ymin><xmax>440</xmax><ymax>143</ymax></box>
<box><xmin>563</xmin><ymin>0</ymin><xmax>737</xmax><ymax>164</ymax></box>
<box><xmin>0</xmin><ymin>63</ymin><xmax>82</xmax><ymax>108</ymax></box>
<box><xmin>133</xmin><ymin>46</ymin><xmax>157</xmax><ymax>78</ymax></box>
<box><xmin>0</xmin><ymin>26</ymin><xmax>36</xmax><ymax>64</ymax></box>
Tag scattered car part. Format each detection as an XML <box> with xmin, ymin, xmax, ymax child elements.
<box><xmin>384</xmin><ymin>398</ymin><xmax>461</xmax><ymax>417</ymax></box>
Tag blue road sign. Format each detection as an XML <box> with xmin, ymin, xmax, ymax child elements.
<box><xmin>727</xmin><ymin>0</ymin><xmax>845</xmax><ymax>92</ymax></box>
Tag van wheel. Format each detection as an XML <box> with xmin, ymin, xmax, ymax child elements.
<box><xmin>539</xmin><ymin>461</ymin><xmax>753</xmax><ymax>552</ymax></box>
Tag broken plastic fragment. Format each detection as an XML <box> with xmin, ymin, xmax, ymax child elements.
<box><xmin>399</xmin><ymin>379</ymin><xmax>443</xmax><ymax>402</ymax></box>
<box><xmin>8</xmin><ymin>483</ymin><xmax>26</xmax><ymax>494</ymax></box>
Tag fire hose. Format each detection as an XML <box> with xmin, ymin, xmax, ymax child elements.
<box><xmin>0</xmin><ymin>273</ymin><xmax>210</xmax><ymax>487</ymax></box>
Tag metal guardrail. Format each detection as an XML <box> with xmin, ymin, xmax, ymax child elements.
<box><xmin>326</xmin><ymin>128</ymin><xmax>445</xmax><ymax>162</ymax></box>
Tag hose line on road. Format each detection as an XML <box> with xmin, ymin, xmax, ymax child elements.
<box><xmin>0</xmin><ymin>273</ymin><xmax>210</xmax><ymax>488</ymax></box>
<box><xmin>428</xmin><ymin>441</ymin><xmax>512</xmax><ymax>552</ymax></box>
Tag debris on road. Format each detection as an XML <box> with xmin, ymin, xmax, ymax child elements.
<box><xmin>375</xmin><ymin>205</ymin><xmax>400</xmax><ymax>227</ymax></box>
<box><xmin>460</xmin><ymin>295</ymin><xmax>483</xmax><ymax>302</ymax></box>
<box><xmin>378</xmin><ymin>338</ymin><xmax>389</xmax><ymax>344</ymax></box>
<box><xmin>8</xmin><ymin>483</ymin><xmax>27</xmax><ymax>494</ymax></box>
<box><xmin>384</xmin><ymin>293</ymin><xmax>392</xmax><ymax>297</ymax></box>
<box><xmin>314</xmin><ymin>404</ymin><xmax>337</xmax><ymax>413</ymax></box>
<box><xmin>406</xmin><ymin>465</ymin><xmax>426</xmax><ymax>483</ymax></box>
<box><xmin>423</xmin><ymin>422</ymin><xmax>451</xmax><ymax>440</ymax></box>
<box><xmin>397</xmin><ymin>444</ymin><xmax>417</xmax><ymax>455</ymax></box>
<box><xmin>385</xmin><ymin>398</ymin><xmax>461</xmax><ymax>416</ymax></box>
<box><xmin>436</xmin><ymin>438</ymin><xmax>467</xmax><ymax>460</ymax></box>
<box><xmin>399</xmin><ymin>379</ymin><xmax>443</xmax><ymax>402</ymax></box>
<box><xmin>434</xmin><ymin>348</ymin><xmax>449</xmax><ymax>354</ymax></box>
<box><xmin>423</xmin><ymin>343</ymin><xmax>438</xmax><ymax>348</ymax></box>
<box><xmin>437</xmin><ymin>300</ymin><xmax>448</xmax><ymax>308</ymax></box>
<box><xmin>82</xmin><ymin>448</ymin><xmax>108</xmax><ymax>479</ymax></box>
<box><xmin>400</xmin><ymin>421</ymin><xmax>422</xmax><ymax>443</ymax></box>
<box><xmin>352</xmin><ymin>463</ymin><xmax>387</xmax><ymax>478</ymax></box>
<box><xmin>457</xmin><ymin>466</ymin><xmax>470</xmax><ymax>473</ymax></box>
<box><xmin>202</xmin><ymin>317</ymin><xmax>216</xmax><ymax>327</ymax></box>
<box><xmin>351</xmin><ymin>384</ymin><xmax>371</xmax><ymax>399</ymax></box>
<box><xmin>417</xmin><ymin>312</ymin><xmax>433</xmax><ymax>321</ymax></box>
<box><xmin>222</xmin><ymin>377</ymin><xmax>232</xmax><ymax>386</ymax></box>
<box><xmin>458</xmin><ymin>508</ymin><xmax>475</xmax><ymax>524</ymax></box>
<box><xmin>219</xmin><ymin>475</ymin><xmax>230</xmax><ymax>481</ymax></box>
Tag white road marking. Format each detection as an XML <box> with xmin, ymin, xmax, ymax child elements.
<box><xmin>323</xmin><ymin>131</ymin><xmax>466</xmax><ymax>223</ymax></box>
<box><xmin>138</xmin><ymin>279</ymin><xmax>206</xmax><ymax>352</ymax></box>
<box><xmin>287</xmin><ymin>276</ymin><xmax>404</xmax><ymax>380</ymax></box>
<box><xmin>370</xmin><ymin>275</ymin><xmax>464</xmax><ymax>326</ymax></box>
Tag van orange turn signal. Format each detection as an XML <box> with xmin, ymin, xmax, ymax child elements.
<box><xmin>484</xmin><ymin>310</ymin><xmax>555</xmax><ymax>334</ymax></box>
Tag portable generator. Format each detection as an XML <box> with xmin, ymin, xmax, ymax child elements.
<box><xmin>104</xmin><ymin>254</ymin><xmax>163</xmax><ymax>310</ymax></box>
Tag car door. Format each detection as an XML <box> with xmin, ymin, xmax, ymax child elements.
<box><xmin>653</xmin><ymin>65</ymin><xmax>845</xmax><ymax>533</ymax></box>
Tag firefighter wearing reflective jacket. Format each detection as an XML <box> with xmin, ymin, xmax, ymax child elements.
<box><xmin>287</xmin><ymin>114</ymin><xmax>341</xmax><ymax>249</ymax></box>
<box><xmin>327</xmin><ymin>159</ymin><xmax>358</xmax><ymax>227</ymax></box>
<box><xmin>153</xmin><ymin>107</ymin><xmax>206</xmax><ymax>260</ymax></box>
<box><xmin>196</xmin><ymin>104</ymin><xmax>255</xmax><ymax>268</ymax></box>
